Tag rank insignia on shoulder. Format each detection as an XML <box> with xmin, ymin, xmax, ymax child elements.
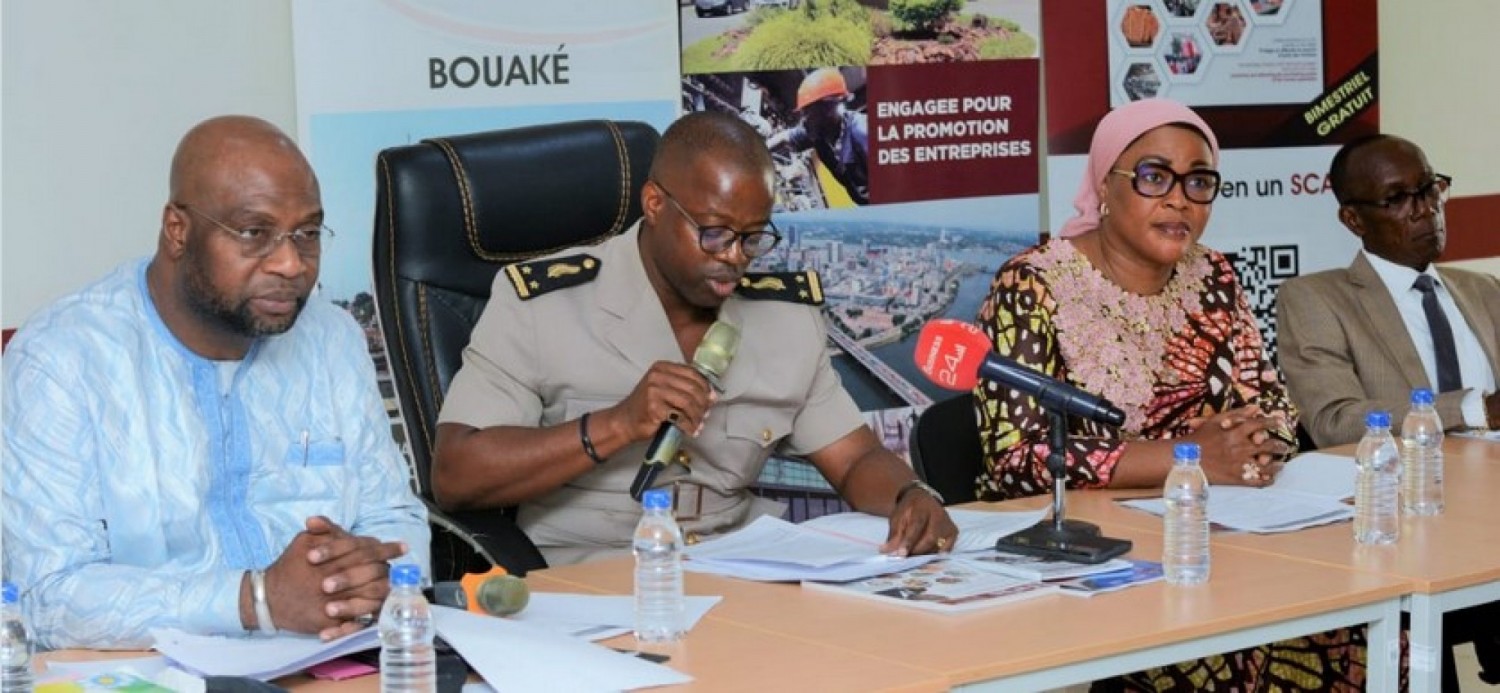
<box><xmin>735</xmin><ymin>271</ymin><xmax>823</xmax><ymax>305</ymax></box>
<box><xmin>503</xmin><ymin>254</ymin><xmax>600</xmax><ymax>300</ymax></box>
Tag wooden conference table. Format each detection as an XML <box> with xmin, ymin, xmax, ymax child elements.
<box><xmin>41</xmin><ymin>520</ymin><xmax>1407</xmax><ymax>692</ymax></box>
<box><xmin>50</xmin><ymin>438</ymin><xmax>1500</xmax><ymax>691</ymax></box>
<box><xmin>536</xmin><ymin>519</ymin><xmax>1406</xmax><ymax>691</ymax></box>
<box><xmin>1060</xmin><ymin>436</ymin><xmax>1500</xmax><ymax>693</ymax></box>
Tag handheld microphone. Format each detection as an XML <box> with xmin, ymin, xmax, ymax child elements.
<box><xmin>431</xmin><ymin>567</ymin><xmax>530</xmax><ymax>617</ymax></box>
<box><xmin>630</xmin><ymin>320</ymin><xmax>741</xmax><ymax>501</ymax></box>
<box><xmin>913</xmin><ymin>319</ymin><xmax>1126</xmax><ymax>427</ymax></box>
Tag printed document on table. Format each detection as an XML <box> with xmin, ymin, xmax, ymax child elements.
<box><xmin>801</xmin><ymin>559</ymin><xmax>1058</xmax><ymax>613</ymax></box>
<box><xmin>682</xmin><ymin>515</ymin><xmax>938</xmax><ymax>581</ymax></box>
<box><xmin>682</xmin><ymin>508</ymin><xmax>1048</xmax><ymax>582</ymax></box>
<box><xmin>434</xmin><ymin>606</ymin><xmax>690</xmax><ymax>692</ymax></box>
<box><xmin>516</xmin><ymin>592</ymin><xmax>720</xmax><ymax>639</ymax></box>
<box><xmin>800</xmin><ymin>507</ymin><xmax>1049</xmax><ymax>553</ymax></box>
<box><xmin>1119</xmin><ymin>451</ymin><xmax>1355</xmax><ymax>533</ymax></box>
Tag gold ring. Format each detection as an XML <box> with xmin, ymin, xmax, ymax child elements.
<box><xmin>935</xmin><ymin>537</ymin><xmax>949</xmax><ymax>550</ymax></box>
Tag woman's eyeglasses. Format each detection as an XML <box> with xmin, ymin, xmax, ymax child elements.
<box><xmin>1110</xmin><ymin>162</ymin><xmax>1222</xmax><ymax>204</ymax></box>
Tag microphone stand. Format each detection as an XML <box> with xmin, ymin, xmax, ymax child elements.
<box><xmin>994</xmin><ymin>407</ymin><xmax>1133</xmax><ymax>564</ymax></box>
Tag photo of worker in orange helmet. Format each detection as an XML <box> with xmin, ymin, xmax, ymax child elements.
<box><xmin>767</xmin><ymin>67</ymin><xmax>871</xmax><ymax>206</ymax></box>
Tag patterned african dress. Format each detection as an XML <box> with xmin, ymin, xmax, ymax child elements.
<box><xmin>974</xmin><ymin>239</ymin><xmax>1370</xmax><ymax>692</ymax></box>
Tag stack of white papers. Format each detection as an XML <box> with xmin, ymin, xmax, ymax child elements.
<box><xmin>152</xmin><ymin>599</ymin><xmax>703</xmax><ymax>691</ymax></box>
<box><xmin>683</xmin><ymin>508</ymin><xmax>1048</xmax><ymax>582</ymax></box>
<box><xmin>150</xmin><ymin>627</ymin><xmax>378</xmax><ymax>681</ymax></box>
<box><xmin>1120</xmin><ymin>451</ymin><xmax>1356</xmax><ymax>533</ymax></box>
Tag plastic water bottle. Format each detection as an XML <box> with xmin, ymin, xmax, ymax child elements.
<box><xmin>1400</xmin><ymin>388</ymin><xmax>1445</xmax><ymax>516</ymax></box>
<box><xmin>1163</xmin><ymin>442</ymin><xmax>1210</xmax><ymax>585</ymax></box>
<box><xmin>379</xmin><ymin>564</ymin><xmax>435</xmax><ymax>693</ymax></box>
<box><xmin>633</xmin><ymin>488</ymin><xmax>685</xmax><ymax>643</ymax></box>
<box><xmin>1354</xmin><ymin>410</ymin><xmax>1400</xmax><ymax>544</ymax></box>
<box><xmin>0</xmin><ymin>582</ymin><xmax>33</xmax><ymax>693</ymax></box>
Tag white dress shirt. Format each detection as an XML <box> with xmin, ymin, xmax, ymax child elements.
<box><xmin>1364</xmin><ymin>251</ymin><xmax>1497</xmax><ymax>427</ymax></box>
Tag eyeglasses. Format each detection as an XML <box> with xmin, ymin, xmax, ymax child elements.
<box><xmin>1109</xmin><ymin>162</ymin><xmax>1222</xmax><ymax>204</ymax></box>
<box><xmin>1343</xmin><ymin>174</ymin><xmax>1452</xmax><ymax>218</ymax></box>
<box><xmin>652</xmin><ymin>181</ymin><xmax>781</xmax><ymax>259</ymax></box>
<box><xmin>174</xmin><ymin>203</ymin><xmax>332</xmax><ymax>258</ymax></box>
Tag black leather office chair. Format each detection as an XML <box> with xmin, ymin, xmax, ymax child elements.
<box><xmin>372</xmin><ymin>119</ymin><xmax>659</xmax><ymax>579</ymax></box>
<box><xmin>908</xmin><ymin>393</ymin><xmax>984</xmax><ymax>505</ymax></box>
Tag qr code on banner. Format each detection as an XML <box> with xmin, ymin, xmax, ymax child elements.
<box><xmin>1224</xmin><ymin>245</ymin><xmax>1300</xmax><ymax>362</ymax></box>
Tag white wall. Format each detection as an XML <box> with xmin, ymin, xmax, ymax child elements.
<box><xmin>3</xmin><ymin>0</ymin><xmax>1498</xmax><ymax>325</ymax></box>
<box><xmin>1381</xmin><ymin>0</ymin><xmax>1500</xmax><ymax>199</ymax></box>
<box><xmin>1381</xmin><ymin>0</ymin><xmax>1500</xmax><ymax>277</ymax></box>
<box><xmin>1</xmin><ymin>0</ymin><xmax>294</xmax><ymax>326</ymax></box>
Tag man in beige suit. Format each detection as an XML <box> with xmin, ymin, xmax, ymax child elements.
<box><xmin>1278</xmin><ymin>134</ymin><xmax>1500</xmax><ymax>449</ymax></box>
<box><xmin>1280</xmin><ymin>133</ymin><xmax>1500</xmax><ymax>689</ymax></box>
<box><xmin>431</xmin><ymin>111</ymin><xmax>955</xmax><ymax>566</ymax></box>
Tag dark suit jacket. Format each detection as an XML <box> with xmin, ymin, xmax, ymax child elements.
<box><xmin>1276</xmin><ymin>252</ymin><xmax>1500</xmax><ymax>447</ymax></box>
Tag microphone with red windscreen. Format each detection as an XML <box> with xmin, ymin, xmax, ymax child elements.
<box><xmin>913</xmin><ymin>319</ymin><xmax>1133</xmax><ymax>564</ymax></box>
<box><xmin>914</xmin><ymin>319</ymin><xmax>1125</xmax><ymax>427</ymax></box>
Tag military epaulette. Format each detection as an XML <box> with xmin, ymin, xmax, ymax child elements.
<box><xmin>735</xmin><ymin>271</ymin><xmax>824</xmax><ymax>305</ymax></box>
<box><xmin>503</xmin><ymin>254</ymin><xmax>601</xmax><ymax>300</ymax></box>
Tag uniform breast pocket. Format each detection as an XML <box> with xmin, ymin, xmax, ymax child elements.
<box><xmin>724</xmin><ymin>406</ymin><xmax>795</xmax><ymax>451</ymax></box>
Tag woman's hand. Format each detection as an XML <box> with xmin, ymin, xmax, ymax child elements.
<box><xmin>1183</xmin><ymin>406</ymin><xmax>1293</xmax><ymax>486</ymax></box>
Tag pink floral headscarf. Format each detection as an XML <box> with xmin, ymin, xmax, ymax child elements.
<box><xmin>1058</xmin><ymin>98</ymin><xmax>1220</xmax><ymax>238</ymax></box>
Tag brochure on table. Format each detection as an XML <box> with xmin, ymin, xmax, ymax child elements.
<box><xmin>1119</xmin><ymin>451</ymin><xmax>1355</xmax><ymax>532</ymax></box>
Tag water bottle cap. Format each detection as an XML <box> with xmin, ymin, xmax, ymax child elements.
<box><xmin>642</xmin><ymin>488</ymin><xmax>672</xmax><ymax>510</ymax></box>
<box><xmin>1366</xmin><ymin>410</ymin><xmax>1391</xmax><ymax>428</ymax></box>
<box><xmin>390</xmin><ymin>563</ymin><xmax>422</xmax><ymax>587</ymax></box>
<box><xmin>1173</xmin><ymin>442</ymin><xmax>1200</xmax><ymax>462</ymax></box>
<box><xmin>1411</xmin><ymin>388</ymin><xmax>1434</xmax><ymax>405</ymax></box>
<box><xmin>1</xmin><ymin>582</ymin><xmax>16</xmax><ymax>605</ymax></box>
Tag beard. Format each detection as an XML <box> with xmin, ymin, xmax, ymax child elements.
<box><xmin>182</xmin><ymin>246</ymin><xmax>305</xmax><ymax>338</ymax></box>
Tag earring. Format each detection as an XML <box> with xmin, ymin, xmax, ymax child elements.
<box><xmin>1098</xmin><ymin>201</ymin><xmax>1110</xmax><ymax>217</ymax></box>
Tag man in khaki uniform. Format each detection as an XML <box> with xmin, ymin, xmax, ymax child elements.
<box><xmin>434</xmin><ymin>111</ymin><xmax>955</xmax><ymax>566</ymax></box>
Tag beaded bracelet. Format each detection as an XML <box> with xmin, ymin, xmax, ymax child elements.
<box><xmin>579</xmin><ymin>412</ymin><xmax>606</xmax><ymax>465</ymax></box>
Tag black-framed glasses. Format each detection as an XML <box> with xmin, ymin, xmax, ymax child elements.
<box><xmin>1343</xmin><ymin>174</ymin><xmax>1452</xmax><ymax>218</ymax></box>
<box><xmin>652</xmin><ymin>181</ymin><xmax>781</xmax><ymax>259</ymax></box>
<box><xmin>1109</xmin><ymin>162</ymin><xmax>1222</xmax><ymax>204</ymax></box>
<box><xmin>174</xmin><ymin>203</ymin><xmax>332</xmax><ymax>259</ymax></box>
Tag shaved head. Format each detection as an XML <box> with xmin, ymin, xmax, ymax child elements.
<box><xmin>150</xmin><ymin>115</ymin><xmax>323</xmax><ymax>360</ymax></box>
<box><xmin>649</xmin><ymin>111</ymin><xmax>774</xmax><ymax>191</ymax></box>
<box><xmin>169</xmin><ymin>116</ymin><xmax>313</xmax><ymax>206</ymax></box>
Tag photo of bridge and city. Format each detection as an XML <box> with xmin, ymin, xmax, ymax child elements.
<box><xmin>759</xmin><ymin>196</ymin><xmax>1037</xmax><ymax>411</ymax></box>
<box><xmin>751</xmin><ymin>195</ymin><xmax>1037</xmax><ymax>506</ymax></box>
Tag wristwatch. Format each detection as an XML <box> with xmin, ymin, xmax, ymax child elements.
<box><xmin>895</xmin><ymin>479</ymin><xmax>945</xmax><ymax>506</ymax></box>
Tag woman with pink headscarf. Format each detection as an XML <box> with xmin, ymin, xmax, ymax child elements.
<box><xmin>972</xmin><ymin>98</ymin><xmax>1364</xmax><ymax>692</ymax></box>
<box><xmin>975</xmin><ymin>97</ymin><xmax>1295</xmax><ymax>497</ymax></box>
